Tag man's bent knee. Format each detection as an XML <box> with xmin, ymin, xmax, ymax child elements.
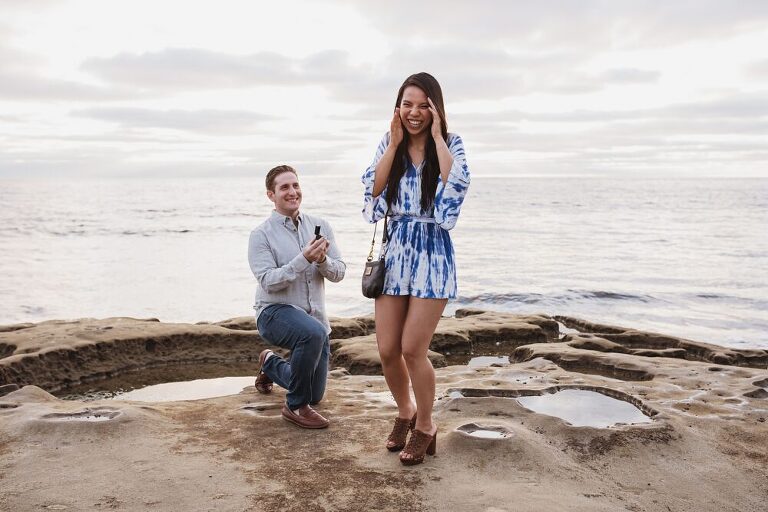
<box><xmin>301</xmin><ymin>323</ymin><xmax>327</xmax><ymax>348</ymax></box>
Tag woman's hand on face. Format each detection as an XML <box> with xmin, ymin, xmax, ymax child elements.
<box><xmin>390</xmin><ymin>108</ymin><xmax>404</xmax><ymax>147</ymax></box>
<box><xmin>428</xmin><ymin>98</ymin><xmax>442</xmax><ymax>140</ymax></box>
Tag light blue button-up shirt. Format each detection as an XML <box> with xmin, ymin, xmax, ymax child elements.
<box><xmin>248</xmin><ymin>210</ymin><xmax>345</xmax><ymax>333</ymax></box>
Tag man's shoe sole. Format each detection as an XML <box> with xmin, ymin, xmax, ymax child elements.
<box><xmin>281</xmin><ymin>412</ymin><xmax>329</xmax><ymax>429</ymax></box>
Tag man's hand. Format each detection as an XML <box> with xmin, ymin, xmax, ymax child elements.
<box><xmin>303</xmin><ymin>237</ymin><xmax>330</xmax><ymax>263</ymax></box>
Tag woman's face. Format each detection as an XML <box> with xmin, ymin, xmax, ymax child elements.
<box><xmin>398</xmin><ymin>85</ymin><xmax>433</xmax><ymax>137</ymax></box>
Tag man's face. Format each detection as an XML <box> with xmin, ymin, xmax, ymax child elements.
<box><xmin>267</xmin><ymin>171</ymin><xmax>302</xmax><ymax>218</ymax></box>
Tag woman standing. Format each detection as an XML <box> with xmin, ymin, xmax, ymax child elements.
<box><xmin>361</xmin><ymin>72</ymin><xmax>470</xmax><ymax>465</ymax></box>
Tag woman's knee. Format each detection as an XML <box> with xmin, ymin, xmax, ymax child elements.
<box><xmin>378</xmin><ymin>346</ymin><xmax>403</xmax><ymax>366</ymax></box>
<box><xmin>401</xmin><ymin>344</ymin><xmax>428</xmax><ymax>364</ymax></box>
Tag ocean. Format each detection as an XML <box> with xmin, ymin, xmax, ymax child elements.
<box><xmin>1</xmin><ymin>177</ymin><xmax>766</xmax><ymax>349</ymax></box>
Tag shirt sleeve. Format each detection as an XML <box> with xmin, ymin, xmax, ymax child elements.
<box><xmin>361</xmin><ymin>132</ymin><xmax>391</xmax><ymax>223</ymax></box>
<box><xmin>248</xmin><ymin>228</ymin><xmax>311</xmax><ymax>292</ymax></box>
<box><xmin>434</xmin><ymin>133</ymin><xmax>470</xmax><ymax>231</ymax></box>
<box><xmin>316</xmin><ymin>220</ymin><xmax>346</xmax><ymax>283</ymax></box>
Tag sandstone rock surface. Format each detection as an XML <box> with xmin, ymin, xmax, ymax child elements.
<box><xmin>1</xmin><ymin>310</ymin><xmax>767</xmax><ymax>511</ymax></box>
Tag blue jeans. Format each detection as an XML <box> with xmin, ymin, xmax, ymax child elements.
<box><xmin>256</xmin><ymin>304</ymin><xmax>330</xmax><ymax>410</ymax></box>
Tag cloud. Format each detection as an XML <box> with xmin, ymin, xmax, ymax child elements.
<box><xmin>453</xmin><ymin>91</ymin><xmax>768</xmax><ymax>126</ymax></box>
<box><xmin>72</xmin><ymin>107</ymin><xmax>277</xmax><ymax>134</ymax></box>
<box><xmin>81</xmin><ymin>45</ymin><xmax>636</xmax><ymax>104</ymax></box>
<box><xmin>0</xmin><ymin>138</ymin><xmax>360</xmax><ymax>179</ymax></box>
<box><xmin>601</xmin><ymin>68</ymin><xmax>661</xmax><ymax>84</ymax></box>
<box><xmin>747</xmin><ymin>59</ymin><xmax>768</xmax><ymax>79</ymax></box>
<box><xmin>0</xmin><ymin>114</ymin><xmax>24</xmax><ymax>123</ymax></box>
<box><xmin>2</xmin><ymin>1</ymin><xmax>767</xmax><ymax>179</ymax></box>
<box><xmin>82</xmin><ymin>49</ymin><xmax>296</xmax><ymax>91</ymax></box>
<box><xmin>0</xmin><ymin>0</ymin><xmax>56</xmax><ymax>10</ymax></box>
<box><xmin>0</xmin><ymin>39</ymin><xmax>135</xmax><ymax>101</ymax></box>
<box><xmin>443</xmin><ymin>90</ymin><xmax>768</xmax><ymax>176</ymax></box>
<box><xmin>342</xmin><ymin>0</ymin><xmax>768</xmax><ymax>50</ymax></box>
<box><xmin>0</xmin><ymin>72</ymin><xmax>131</xmax><ymax>101</ymax></box>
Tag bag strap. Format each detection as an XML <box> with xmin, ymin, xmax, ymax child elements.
<box><xmin>366</xmin><ymin>207</ymin><xmax>389</xmax><ymax>262</ymax></box>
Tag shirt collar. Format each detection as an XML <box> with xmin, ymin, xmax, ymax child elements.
<box><xmin>271</xmin><ymin>209</ymin><xmax>302</xmax><ymax>227</ymax></box>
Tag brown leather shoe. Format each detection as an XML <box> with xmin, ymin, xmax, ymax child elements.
<box><xmin>281</xmin><ymin>403</ymin><xmax>330</xmax><ymax>429</ymax></box>
<box><xmin>255</xmin><ymin>349</ymin><xmax>273</xmax><ymax>394</ymax></box>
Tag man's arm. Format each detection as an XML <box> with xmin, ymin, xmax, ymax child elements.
<box><xmin>316</xmin><ymin>221</ymin><xmax>345</xmax><ymax>283</ymax></box>
<box><xmin>248</xmin><ymin>228</ymin><xmax>311</xmax><ymax>292</ymax></box>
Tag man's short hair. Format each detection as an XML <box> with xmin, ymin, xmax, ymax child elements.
<box><xmin>265</xmin><ymin>165</ymin><xmax>298</xmax><ymax>192</ymax></box>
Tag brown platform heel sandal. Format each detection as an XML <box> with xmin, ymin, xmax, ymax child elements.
<box><xmin>255</xmin><ymin>349</ymin><xmax>273</xmax><ymax>394</ymax></box>
<box><xmin>399</xmin><ymin>428</ymin><xmax>437</xmax><ymax>466</ymax></box>
<box><xmin>386</xmin><ymin>414</ymin><xmax>416</xmax><ymax>452</ymax></box>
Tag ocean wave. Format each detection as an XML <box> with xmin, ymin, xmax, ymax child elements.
<box><xmin>454</xmin><ymin>292</ymin><xmax>544</xmax><ymax>305</ymax></box>
<box><xmin>455</xmin><ymin>290</ymin><xmax>655</xmax><ymax>306</ymax></box>
<box><xmin>690</xmin><ymin>293</ymin><xmax>768</xmax><ymax>309</ymax></box>
<box><xmin>569</xmin><ymin>290</ymin><xmax>653</xmax><ymax>302</ymax></box>
<box><xmin>6</xmin><ymin>228</ymin><xmax>199</xmax><ymax>237</ymax></box>
<box><xmin>119</xmin><ymin>229</ymin><xmax>193</xmax><ymax>236</ymax></box>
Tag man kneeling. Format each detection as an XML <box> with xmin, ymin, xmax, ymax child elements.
<box><xmin>248</xmin><ymin>165</ymin><xmax>346</xmax><ymax>428</ymax></box>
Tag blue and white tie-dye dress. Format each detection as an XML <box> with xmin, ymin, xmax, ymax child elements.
<box><xmin>361</xmin><ymin>132</ymin><xmax>470</xmax><ymax>299</ymax></box>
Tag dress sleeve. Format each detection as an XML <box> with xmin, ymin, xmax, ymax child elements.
<box><xmin>434</xmin><ymin>133</ymin><xmax>470</xmax><ymax>231</ymax></box>
<box><xmin>361</xmin><ymin>132</ymin><xmax>391</xmax><ymax>223</ymax></box>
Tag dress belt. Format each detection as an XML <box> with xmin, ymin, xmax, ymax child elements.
<box><xmin>389</xmin><ymin>215</ymin><xmax>436</xmax><ymax>223</ymax></box>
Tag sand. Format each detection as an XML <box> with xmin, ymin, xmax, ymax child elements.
<box><xmin>1</xmin><ymin>310</ymin><xmax>767</xmax><ymax>511</ymax></box>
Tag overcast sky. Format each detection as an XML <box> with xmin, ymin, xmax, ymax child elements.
<box><xmin>1</xmin><ymin>0</ymin><xmax>767</xmax><ymax>178</ymax></box>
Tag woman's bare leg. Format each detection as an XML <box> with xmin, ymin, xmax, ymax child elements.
<box><xmin>400</xmin><ymin>297</ymin><xmax>447</xmax><ymax>436</ymax></box>
<box><xmin>375</xmin><ymin>294</ymin><xmax>416</xmax><ymax>419</ymax></box>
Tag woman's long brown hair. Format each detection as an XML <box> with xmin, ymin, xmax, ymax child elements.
<box><xmin>385</xmin><ymin>72</ymin><xmax>448</xmax><ymax>212</ymax></box>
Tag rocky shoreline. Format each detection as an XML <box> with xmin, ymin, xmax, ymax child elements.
<box><xmin>2</xmin><ymin>310</ymin><xmax>767</xmax><ymax>511</ymax></box>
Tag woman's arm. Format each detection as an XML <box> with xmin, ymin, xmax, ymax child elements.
<box><xmin>428</xmin><ymin>98</ymin><xmax>454</xmax><ymax>184</ymax></box>
<box><xmin>433</xmin><ymin>133</ymin><xmax>470</xmax><ymax>231</ymax></box>
<box><xmin>372</xmin><ymin>109</ymin><xmax>404</xmax><ymax>196</ymax></box>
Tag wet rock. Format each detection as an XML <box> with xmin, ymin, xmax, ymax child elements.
<box><xmin>744</xmin><ymin>388</ymin><xmax>768</xmax><ymax>399</ymax></box>
<box><xmin>331</xmin><ymin>335</ymin><xmax>446</xmax><ymax>375</ymax></box>
<box><xmin>213</xmin><ymin>317</ymin><xmax>257</xmax><ymax>330</ymax></box>
<box><xmin>1</xmin><ymin>311</ymin><xmax>768</xmax><ymax>512</ymax></box>
<box><xmin>0</xmin><ymin>383</ymin><xmax>20</xmax><ymax>396</ymax></box>
<box><xmin>0</xmin><ymin>323</ymin><xmax>35</xmax><ymax>333</ymax></box>
<box><xmin>513</xmin><ymin>344</ymin><xmax>655</xmax><ymax>381</ymax></box>
<box><xmin>0</xmin><ymin>318</ymin><xmax>265</xmax><ymax>391</ymax></box>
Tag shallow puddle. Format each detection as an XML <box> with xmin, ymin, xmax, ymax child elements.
<box><xmin>557</xmin><ymin>322</ymin><xmax>581</xmax><ymax>338</ymax></box>
<box><xmin>468</xmin><ymin>356</ymin><xmax>510</xmax><ymax>368</ymax></box>
<box><xmin>516</xmin><ymin>389</ymin><xmax>652</xmax><ymax>427</ymax></box>
<box><xmin>56</xmin><ymin>362</ymin><xmax>259</xmax><ymax>401</ymax></box>
<box><xmin>43</xmin><ymin>409</ymin><xmax>120</xmax><ymax>422</ymax></box>
<box><xmin>113</xmin><ymin>376</ymin><xmax>255</xmax><ymax>402</ymax></box>
<box><xmin>456</xmin><ymin>423</ymin><xmax>513</xmax><ymax>439</ymax></box>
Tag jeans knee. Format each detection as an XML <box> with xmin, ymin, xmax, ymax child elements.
<box><xmin>303</xmin><ymin>327</ymin><xmax>327</xmax><ymax>351</ymax></box>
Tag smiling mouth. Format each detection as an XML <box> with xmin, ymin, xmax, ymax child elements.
<box><xmin>407</xmin><ymin>120</ymin><xmax>423</xmax><ymax>128</ymax></box>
